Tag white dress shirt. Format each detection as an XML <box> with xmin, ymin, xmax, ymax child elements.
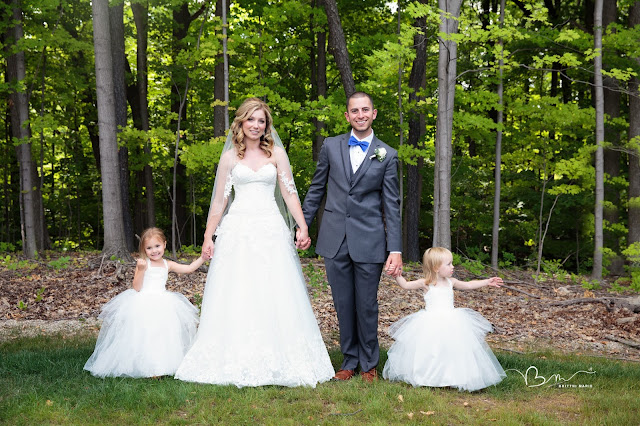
<box><xmin>349</xmin><ymin>130</ymin><xmax>374</xmax><ymax>173</ymax></box>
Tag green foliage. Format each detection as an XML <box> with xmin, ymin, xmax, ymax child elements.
<box><xmin>541</xmin><ymin>259</ymin><xmax>567</xmax><ymax>277</ymax></box>
<box><xmin>297</xmin><ymin>245</ymin><xmax>318</xmax><ymax>259</ymax></box>
<box><xmin>630</xmin><ymin>273</ymin><xmax>640</xmax><ymax>292</ymax></box>
<box><xmin>621</xmin><ymin>243</ymin><xmax>640</xmax><ymax>292</ymax></box>
<box><xmin>192</xmin><ymin>293</ymin><xmax>203</xmax><ymax>312</ymax></box>
<box><xmin>179</xmin><ymin>245</ymin><xmax>201</xmax><ymax>257</ymax></box>
<box><xmin>610</xmin><ymin>278</ymin><xmax>631</xmax><ymax>293</ymax></box>
<box><xmin>302</xmin><ymin>261</ymin><xmax>327</xmax><ymax>297</ymax></box>
<box><xmin>34</xmin><ymin>286</ymin><xmax>46</xmax><ymax>302</ymax></box>
<box><xmin>580</xmin><ymin>278</ymin><xmax>601</xmax><ymax>291</ymax></box>
<box><xmin>457</xmin><ymin>247</ymin><xmax>488</xmax><ymax>276</ymax></box>
<box><xmin>0</xmin><ymin>255</ymin><xmax>38</xmax><ymax>272</ymax></box>
<box><xmin>47</xmin><ymin>256</ymin><xmax>70</xmax><ymax>271</ymax></box>
<box><xmin>0</xmin><ymin>242</ymin><xmax>16</xmax><ymax>252</ymax></box>
<box><xmin>499</xmin><ymin>251</ymin><xmax>517</xmax><ymax>268</ymax></box>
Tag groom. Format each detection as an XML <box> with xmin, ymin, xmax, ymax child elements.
<box><xmin>299</xmin><ymin>91</ymin><xmax>402</xmax><ymax>382</ymax></box>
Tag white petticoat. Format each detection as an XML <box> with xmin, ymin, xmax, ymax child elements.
<box><xmin>84</xmin><ymin>288</ymin><xmax>199</xmax><ymax>378</ymax></box>
<box><xmin>383</xmin><ymin>281</ymin><xmax>505</xmax><ymax>391</ymax></box>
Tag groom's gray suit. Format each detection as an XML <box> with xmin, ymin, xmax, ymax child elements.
<box><xmin>302</xmin><ymin>132</ymin><xmax>401</xmax><ymax>372</ymax></box>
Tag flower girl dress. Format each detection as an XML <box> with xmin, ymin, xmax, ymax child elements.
<box><xmin>84</xmin><ymin>259</ymin><xmax>199</xmax><ymax>378</ymax></box>
<box><xmin>383</xmin><ymin>278</ymin><xmax>505</xmax><ymax>391</ymax></box>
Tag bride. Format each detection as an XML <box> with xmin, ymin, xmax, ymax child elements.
<box><xmin>175</xmin><ymin>98</ymin><xmax>334</xmax><ymax>387</ymax></box>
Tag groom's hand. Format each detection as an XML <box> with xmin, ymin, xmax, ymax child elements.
<box><xmin>385</xmin><ymin>253</ymin><xmax>403</xmax><ymax>277</ymax></box>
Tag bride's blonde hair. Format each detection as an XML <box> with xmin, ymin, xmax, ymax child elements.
<box><xmin>229</xmin><ymin>97</ymin><xmax>275</xmax><ymax>159</ymax></box>
<box><xmin>422</xmin><ymin>247</ymin><xmax>452</xmax><ymax>285</ymax></box>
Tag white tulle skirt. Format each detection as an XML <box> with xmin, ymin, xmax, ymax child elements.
<box><xmin>382</xmin><ymin>307</ymin><xmax>505</xmax><ymax>391</ymax></box>
<box><xmin>174</xmin><ymin>207</ymin><xmax>334</xmax><ymax>387</ymax></box>
<box><xmin>84</xmin><ymin>289</ymin><xmax>199</xmax><ymax>378</ymax></box>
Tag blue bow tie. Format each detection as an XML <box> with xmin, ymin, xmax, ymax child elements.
<box><xmin>348</xmin><ymin>135</ymin><xmax>370</xmax><ymax>152</ymax></box>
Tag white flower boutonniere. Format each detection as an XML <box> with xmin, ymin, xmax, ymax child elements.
<box><xmin>370</xmin><ymin>147</ymin><xmax>387</xmax><ymax>162</ymax></box>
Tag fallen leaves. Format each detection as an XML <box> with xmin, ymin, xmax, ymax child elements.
<box><xmin>0</xmin><ymin>254</ymin><xmax>639</xmax><ymax>362</ymax></box>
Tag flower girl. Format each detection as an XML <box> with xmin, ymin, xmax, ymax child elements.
<box><xmin>84</xmin><ymin>228</ymin><xmax>204</xmax><ymax>378</ymax></box>
<box><xmin>382</xmin><ymin>247</ymin><xmax>506</xmax><ymax>391</ymax></box>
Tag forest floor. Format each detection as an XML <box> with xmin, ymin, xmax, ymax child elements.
<box><xmin>1</xmin><ymin>252</ymin><xmax>639</xmax><ymax>362</ymax></box>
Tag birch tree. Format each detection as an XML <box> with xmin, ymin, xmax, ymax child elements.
<box><xmin>628</xmin><ymin>2</ymin><xmax>640</xmax><ymax>245</ymax></box>
<box><xmin>491</xmin><ymin>0</ymin><xmax>506</xmax><ymax>270</ymax></box>
<box><xmin>433</xmin><ymin>0</ymin><xmax>463</xmax><ymax>249</ymax></box>
<box><xmin>592</xmin><ymin>0</ymin><xmax>605</xmax><ymax>280</ymax></box>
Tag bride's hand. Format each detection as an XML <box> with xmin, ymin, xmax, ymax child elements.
<box><xmin>295</xmin><ymin>227</ymin><xmax>311</xmax><ymax>250</ymax></box>
<box><xmin>202</xmin><ymin>238</ymin><xmax>215</xmax><ymax>259</ymax></box>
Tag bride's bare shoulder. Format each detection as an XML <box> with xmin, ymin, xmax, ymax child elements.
<box><xmin>220</xmin><ymin>149</ymin><xmax>238</xmax><ymax>164</ymax></box>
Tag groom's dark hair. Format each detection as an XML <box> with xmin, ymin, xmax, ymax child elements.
<box><xmin>347</xmin><ymin>91</ymin><xmax>374</xmax><ymax>110</ymax></box>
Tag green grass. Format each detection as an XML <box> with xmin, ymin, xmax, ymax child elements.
<box><xmin>1</xmin><ymin>335</ymin><xmax>639</xmax><ymax>425</ymax></box>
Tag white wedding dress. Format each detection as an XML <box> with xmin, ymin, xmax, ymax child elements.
<box><xmin>175</xmin><ymin>162</ymin><xmax>334</xmax><ymax>387</ymax></box>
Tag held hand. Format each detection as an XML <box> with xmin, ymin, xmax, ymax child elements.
<box><xmin>487</xmin><ymin>277</ymin><xmax>503</xmax><ymax>287</ymax></box>
<box><xmin>385</xmin><ymin>252</ymin><xmax>403</xmax><ymax>277</ymax></box>
<box><xmin>295</xmin><ymin>228</ymin><xmax>312</xmax><ymax>250</ymax></box>
<box><xmin>136</xmin><ymin>258</ymin><xmax>147</xmax><ymax>272</ymax></box>
<box><xmin>202</xmin><ymin>237</ymin><xmax>215</xmax><ymax>260</ymax></box>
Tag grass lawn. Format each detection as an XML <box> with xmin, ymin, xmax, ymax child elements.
<box><xmin>1</xmin><ymin>334</ymin><xmax>639</xmax><ymax>425</ymax></box>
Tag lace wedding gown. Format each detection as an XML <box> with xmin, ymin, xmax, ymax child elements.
<box><xmin>382</xmin><ymin>278</ymin><xmax>505</xmax><ymax>391</ymax></box>
<box><xmin>175</xmin><ymin>163</ymin><xmax>334</xmax><ymax>387</ymax></box>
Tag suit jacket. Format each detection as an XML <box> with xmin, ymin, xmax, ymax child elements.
<box><xmin>303</xmin><ymin>132</ymin><xmax>402</xmax><ymax>263</ymax></box>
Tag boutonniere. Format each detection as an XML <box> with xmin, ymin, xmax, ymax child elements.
<box><xmin>369</xmin><ymin>147</ymin><xmax>387</xmax><ymax>162</ymax></box>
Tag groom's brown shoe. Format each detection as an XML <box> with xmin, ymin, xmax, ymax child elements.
<box><xmin>332</xmin><ymin>369</ymin><xmax>356</xmax><ymax>381</ymax></box>
<box><xmin>361</xmin><ymin>368</ymin><xmax>378</xmax><ymax>383</ymax></box>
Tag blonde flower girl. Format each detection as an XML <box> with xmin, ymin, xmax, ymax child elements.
<box><xmin>383</xmin><ymin>247</ymin><xmax>506</xmax><ymax>391</ymax></box>
<box><xmin>84</xmin><ymin>228</ymin><xmax>203</xmax><ymax>378</ymax></box>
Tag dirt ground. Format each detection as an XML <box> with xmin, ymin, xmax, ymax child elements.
<box><xmin>1</xmin><ymin>253</ymin><xmax>639</xmax><ymax>361</ymax></box>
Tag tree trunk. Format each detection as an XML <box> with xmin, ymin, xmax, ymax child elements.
<box><xmin>92</xmin><ymin>0</ymin><xmax>130</xmax><ymax>260</ymax></box>
<box><xmin>311</xmin><ymin>0</ymin><xmax>327</xmax><ymax>162</ymax></box>
<box><xmin>6</xmin><ymin>0</ymin><xmax>38</xmax><ymax>258</ymax></box>
<box><xmin>602</xmin><ymin>0</ymin><xmax>623</xmax><ymax>274</ymax></box>
<box><xmin>592</xmin><ymin>0</ymin><xmax>605</xmax><ymax>280</ymax></box>
<box><xmin>131</xmin><ymin>0</ymin><xmax>155</xmax><ymax>230</ymax></box>
<box><xmin>404</xmin><ymin>2</ymin><xmax>428</xmax><ymax>262</ymax></box>
<box><xmin>628</xmin><ymin>2</ymin><xmax>640</xmax><ymax>245</ymax></box>
<box><xmin>213</xmin><ymin>0</ymin><xmax>229</xmax><ymax>137</ymax></box>
<box><xmin>323</xmin><ymin>0</ymin><xmax>355</xmax><ymax>97</ymax></box>
<box><xmin>110</xmin><ymin>1</ymin><xmax>135</xmax><ymax>252</ymax></box>
<box><xmin>433</xmin><ymin>0</ymin><xmax>463</xmax><ymax>249</ymax></box>
<box><xmin>171</xmin><ymin>2</ymin><xmax>192</xmax><ymax>250</ymax></box>
<box><xmin>170</xmin><ymin>1</ymin><xmax>209</xmax><ymax>250</ymax></box>
<box><xmin>491</xmin><ymin>0</ymin><xmax>506</xmax><ymax>270</ymax></box>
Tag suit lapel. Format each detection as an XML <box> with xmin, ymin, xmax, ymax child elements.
<box><xmin>340</xmin><ymin>134</ymin><xmax>352</xmax><ymax>183</ymax></box>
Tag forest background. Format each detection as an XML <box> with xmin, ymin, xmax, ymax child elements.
<box><xmin>3</xmin><ymin>0</ymin><xmax>640</xmax><ymax>288</ymax></box>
